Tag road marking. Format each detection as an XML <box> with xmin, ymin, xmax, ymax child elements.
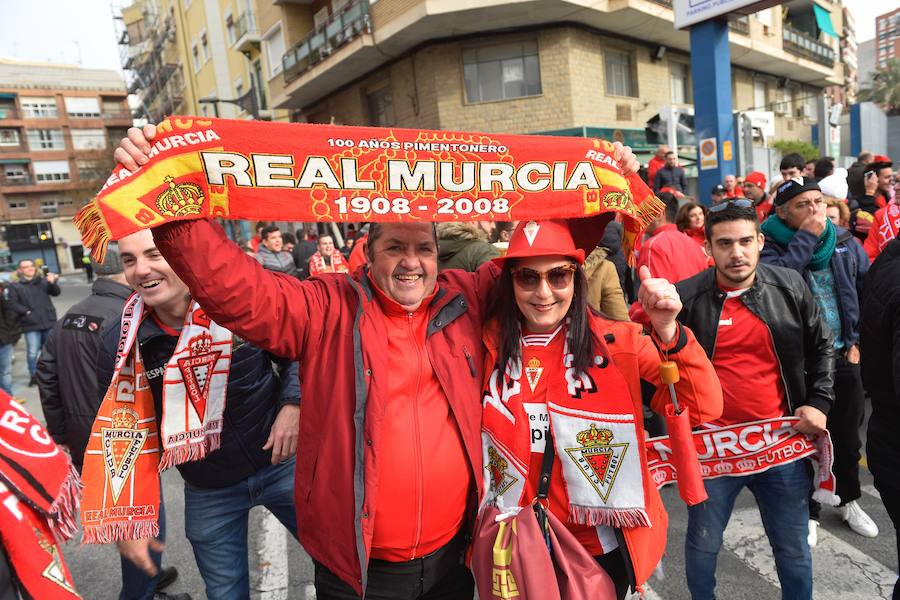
<box><xmin>253</xmin><ymin>508</ymin><xmax>289</xmax><ymax>599</ymax></box>
<box><xmin>723</xmin><ymin>507</ymin><xmax>895</xmax><ymax>599</ymax></box>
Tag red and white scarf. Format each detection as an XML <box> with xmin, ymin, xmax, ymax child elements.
<box><xmin>482</xmin><ymin>329</ymin><xmax>649</xmax><ymax>528</ymax></box>
<box><xmin>309</xmin><ymin>250</ymin><xmax>349</xmax><ymax>275</ymax></box>
<box><xmin>875</xmin><ymin>203</ymin><xmax>900</xmax><ymax>253</ymax></box>
<box><xmin>81</xmin><ymin>294</ymin><xmax>232</xmax><ymax>543</ymax></box>
<box><xmin>0</xmin><ymin>393</ymin><xmax>81</xmax><ymax>598</ymax></box>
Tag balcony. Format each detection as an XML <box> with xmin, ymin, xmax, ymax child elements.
<box><xmin>0</xmin><ymin>107</ymin><xmax>19</xmax><ymax>121</ymax></box>
<box><xmin>729</xmin><ymin>17</ymin><xmax>750</xmax><ymax>35</ymax></box>
<box><xmin>0</xmin><ymin>142</ymin><xmax>25</xmax><ymax>153</ymax></box>
<box><xmin>233</xmin><ymin>12</ymin><xmax>260</xmax><ymax>53</ymax></box>
<box><xmin>282</xmin><ymin>1</ymin><xmax>371</xmax><ymax>83</ymax></box>
<box><xmin>783</xmin><ymin>24</ymin><xmax>835</xmax><ymax>67</ymax></box>
<box><xmin>0</xmin><ymin>173</ymin><xmax>33</xmax><ymax>186</ymax></box>
<box><xmin>102</xmin><ymin>109</ymin><xmax>135</xmax><ymax>122</ymax></box>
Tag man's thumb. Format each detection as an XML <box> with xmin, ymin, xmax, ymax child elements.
<box><xmin>638</xmin><ymin>265</ymin><xmax>652</xmax><ymax>282</ymax></box>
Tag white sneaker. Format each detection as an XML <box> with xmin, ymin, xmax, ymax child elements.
<box><xmin>841</xmin><ymin>500</ymin><xmax>879</xmax><ymax>538</ymax></box>
<box><xmin>807</xmin><ymin>519</ymin><xmax>819</xmax><ymax>547</ymax></box>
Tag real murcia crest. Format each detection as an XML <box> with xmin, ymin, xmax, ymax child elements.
<box><xmin>35</xmin><ymin>528</ymin><xmax>79</xmax><ymax>595</ymax></box>
<box><xmin>523</xmin><ymin>221</ymin><xmax>540</xmax><ymax>246</ymax></box>
<box><xmin>156</xmin><ymin>175</ymin><xmax>204</xmax><ymax>217</ymax></box>
<box><xmin>565</xmin><ymin>424</ymin><xmax>628</xmax><ymax>503</ymax></box>
<box><xmin>524</xmin><ymin>356</ymin><xmax>543</xmax><ymax>393</ymax></box>
<box><xmin>486</xmin><ymin>446</ymin><xmax>518</xmax><ymax>496</ymax></box>
<box><xmin>102</xmin><ymin>407</ymin><xmax>148</xmax><ymax>504</ymax></box>
<box><xmin>176</xmin><ymin>332</ymin><xmax>221</xmax><ymax>421</ymax></box>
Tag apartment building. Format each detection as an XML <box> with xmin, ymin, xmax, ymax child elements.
<box><xmin>268</xmin><ymin>0</ymin><xmax>845</xmax><ymax>160</ymax></box>
<box><xmin>875</xmin><ymin>7</ymin><xmax>900</xmax><ymax>70</ymax></box>
<box><xmin>0</xmin><ymin>59</ymin><xmax>131</xmax><ymax>272</ymax></box>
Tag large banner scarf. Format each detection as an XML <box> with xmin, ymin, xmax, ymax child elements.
<box><xmin>74</xmin><ymin>117</ymin><xmax>663</xmax><ymax>260</ymax></box>
<box><xmin>0</xmin><ymin>393</ymin><xmax>82</xmax><ymax>598</ymax></box>
<box><xmin>644</xmin><ymin>417</ymin><xmax>839</xmax><ymax>506</ymax></box>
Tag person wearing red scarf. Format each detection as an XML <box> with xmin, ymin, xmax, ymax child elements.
<box><xmin>478</xmin><ymin>220</ymin><xmax>722</xmax><ymax>598</ymax></box>
<box><xmin>676</xmin><ymin>201</ymin><xmax>709</xmax><ymax>250</ymax></box>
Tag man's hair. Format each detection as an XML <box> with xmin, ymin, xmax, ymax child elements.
<box><xmin>365</xmin><ymin>222</ymin><xmax>438</xmax><ymax>262</ymax></box>
<box><xmin>665</xmin><ymin>151</ymin><xmax>677</xmax><ymax>158</ymax></box>
<box><xmin>657</xmin><ymin>191</ymin><xmax>679</xmax><ymax>223</ymax></box>
<box><xmin>814</xmin><ymin>157</ymin><xmax>834</xmax><ymax>180</ymax></box>
<box><xmin>17</xmin><ymin>259</ymin><xmax>34</xmax><ymax>268</ymax></box>
<box><xmin>281</xmin><ymin>232</ymin><xmax>296</xmax><ymax>246</ymax></box>
<box><xmin>260</xmin><ymin>225</ymin><xmax>280</xmax><ymax>241</ymax></box>
<box><xmin>705</xmin><ymin>203</ymin><xmax>760</xmax><ymax>240</ymax></box>
<box><xmin>858</xmin><ymin>151</ymin><xmax>874</xmax><ymax>164</ymax></box>
<box><xmin>318</xmin><ymin>234</ymin><xmax>333</xmax><ymax>244</ymax></box>
<box><xmin>780</xmin><ymin>153</ymin><xmax>806</xmax><ymax>171</ymax></box>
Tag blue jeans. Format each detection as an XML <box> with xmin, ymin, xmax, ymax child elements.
<box><xmin>184</xmin><ymin>457</ymin><xmax>298</xmax><ymax>600</ymax></box>
<box><xmin>0</xmin><ymin>343</ymin><xmax>13</xmax><ymax>395</ymax></box>
<box><xmin>24</xmin><ymin>328</ymin><xmax>50</xmax><ymax>376</ymax></box>
<box><xmin>684</xmin><ymin>460</ymin><xmax>812</xmax><ymax>600</ymax></box>
<box><xmin>120</xmin><ymin>492</ymin><xmax>166</xmax><ymax>600</ymax></box>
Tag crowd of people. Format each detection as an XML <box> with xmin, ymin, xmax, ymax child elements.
<box><xmin>0</xmin><ymin>125</ymin><xmax>898</xmax><ymax>600</ymax></box>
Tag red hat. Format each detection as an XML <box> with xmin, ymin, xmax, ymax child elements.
<box><xmin>745</xmin><ymin>171</ymin><xmax>767</xmax><ymax>189</ymax></box>
<box><xmin>493</xmin><ymin>220</ymin><xmax>585</xmax><ymax>266</ymax></box>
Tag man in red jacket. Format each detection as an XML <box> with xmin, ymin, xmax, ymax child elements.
<box><xmin>114</xmin><ymin>125</ymin><xmax>640</xmax><ymax>600</ymax></box>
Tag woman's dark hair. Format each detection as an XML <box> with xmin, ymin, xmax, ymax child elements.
<box><xmin>675</xmin><ymin>201</ymin><xmax>707</xmax><ymax>232</ymax></box>
<box><xmin>486</xmin><ymin>258</ymin><xmax>595</xmax><ymax>376</ymax></box>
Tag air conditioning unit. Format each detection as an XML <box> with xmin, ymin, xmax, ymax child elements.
<box><xmin>772</xmin><ymin>102</ymin><xmax>787</xmax><ymax>116</ymax></box>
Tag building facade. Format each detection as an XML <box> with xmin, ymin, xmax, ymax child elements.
<box><xmin>875</xmin><ymin>7</ymin><xmax>900</xmax><ymax>71</ymax></box>
<box><xmin>0</xmin><ymin>59</ymin><xmax>131</xmax><ymax>272</ymax></box>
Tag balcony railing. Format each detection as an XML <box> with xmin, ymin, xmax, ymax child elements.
<box><xmin>0</xmin><ymin>142</ymin><xmax>25</xmax><ymax>152</ymax></box>
<box><xmin>233</xmin><ymin>12</ymin><xmax>260</xmax><ymax>52</ymax></box>
<box><xmin>783</xmin><ymin>24</ymin><xmax>836</xmax><ymax>67</ymax></box>
<box><xmin>102</xmin><ymin>110</ymin><xmax>134</xmax><ymax>120</ymax></box>
<box><xmin>729</xmin><ymin>17</ymin><xmax>750</xmax><ymax>35</ymax></box>
<box><xmin>1</xmin><ymin>174</ymin><xmax>33</xmax><ymax>186</ymax></box>
<box><xmin>646</xmin><ymin>0</ymin><xmax>672</xmax><ymax>7</ymax></box>
<box><xmin>0</xmin><ymin>107</ymin><xmax>19</xmax><ymax>120</ymax></box>
<box><xmin>282</xmin><ymin>0</ymin><xmax>371</xmax><ymax>83</ymax></box>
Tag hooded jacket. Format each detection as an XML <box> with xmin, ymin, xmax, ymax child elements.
<box><xmin>437</xmin><ymin>222</ymin><xmax>499</xmax><ymax>272</ymax></box>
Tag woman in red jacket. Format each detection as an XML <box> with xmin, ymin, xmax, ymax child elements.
<box><xmin>479</xmin><ymin>220</ymin><xmax>722</xmax><ymax>598</ymax></box>
<box><xmin>676</xmin><ymin>201</ymin><xmax>708</xmax><ymax>249</ymax></box>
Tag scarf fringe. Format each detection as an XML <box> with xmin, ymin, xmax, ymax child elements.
<box><xmin>157</xmin><ymin>430</ymin><xmax>221</xmax><ymax>471</ymax></box>
<box><xmin>569</xmin><ymin>504</ymin><xmax>650</xmax><ymax>529</ymax></box>
<box><xmin>48</xmin><ymin>464</ymin><xmax>83</xmax><ymax>542</ymax></box>
<box><xmin>634</xmin><ymin>192</ymin><xmax>666</xmax><ymax>229</ymax></box>
<box><xmin>73</xmin><ymin>201</ymin><xmax>110</xmax><ymax>262</ymax></box>
<box><xmin>82</xmin><ymin>519</ymin><xmax>160</xmax><ymax>545</ymax></box>
<box><xmin>812</xmin><ymin>489</ymin><xmax>841</xmax><ymax>507</ymax></box>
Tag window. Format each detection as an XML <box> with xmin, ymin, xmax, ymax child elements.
<box><xmin>313</xmin><ymin>6</ymin><xmax>329</xmax><ymax>29</ymax></box>
<box><xmin>201</xmin><ymin>31</ymin><xmax>210</xmax><ymax>63</ymax></box>
<box><xmin>252</xmin><ymin>60</ymin><xmax>268</xmax><ymax>110</ymax></box>
<box><xmin>263</xmin><ymin>24</ymin><xmax>285</xmax><ymax>78</ymax></box>
<box><xmin>3</xmin><ymin>165</ymin><xmax>28</xmax><ymax>184</ymax></box>
<box><xmin>76</xmin><ymin>159</ymin><xmax>107</xmax><ymax>180</ymax></box>
<box><xmin>225</xmin><ymin>13</ymin><xmax>236</xmax><ymax>45</ymax></box>
<box><xmin>234</xmin><ymin>77</ymin><xmax>244</xmax><ymax>99</ymax></box>
<box><xmin>70</xmin><ymin>129</ymin><xmax>107</xmax><ymax>150</ymax></box>
<box><xmin>6</xmin><ymin>198</ymin><xmax>27</xmax><ymax>210</ymax></box>
<box><xmin>605</xmin><ymin>49</ymin><xmax>637</xmax><ymax>97</ymax></box>
<box><xmin>753</xmin><ymin>79</ymin><xmax>767</xmax><ymax>109</ymax></box>
<box><xmin>0</xmin><ymin>129</ymin><xmax>19</xmax><ymax>146</ymax></box>
<box><xmin>669</xmin><ymin>62</ymin><xmax>690</xmax><ymax>104</ymax></box>
<box><xmin>102</xmin><ymin>99</ymin><xmax>126</xmax><ymax>116</ymax></box>
<box><xmin>27</xmin><ymin>129</ymin><xmax>65</xmax><ymax>151</ymax></box>
<box><xmin>463</xmin><ymin>40</ymin><xmax>542</xmax><ymax>103</ymax></box>
<box><xmin>366</xmin><ymin>86</ymin><xmax>395</xmax><ymax>126</ymax></box>
<box><xmin>805</xmin><ymin>94</ymin><xmax>818</xmax><ymax>121</ymax></box>
<box><xmin>783</xmin><ymin>86</ymin><xmax>795</xmax><ymax>112</ymax></box>
<box><xmin>21</xmin><ymin>97</ymin><xmax>58</xmax><ymax>118</ymax></box>
<box><xmin>332</xmin><ymin>0</ymin><xmax>351</xmax><ymax>12</ymax></box>
<box><xmin>64</xmin><ymin>97</ymin><xmax>101</xmax><ymax>118</ymax></box>
<box><xmin>192</xmin><ymin>43</ymin><xmax>201</xmax><ymax>72</ymax></box>
<box><xmin>40</xmin><ymin>199</ymin><xmax>58</xmax><ymax>216</ymax></box>
<box><xmin>33</xmin><ymin>160</ymin><xmax>70</xmax><ymax>182</ymax></box>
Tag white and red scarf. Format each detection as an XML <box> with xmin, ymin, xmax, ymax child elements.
<box><xmin>875</xmin><ymin>203</ymin><xmax>900</xmax><ymax>253</ymax></box>
<box><xmin>0</xmin><ymin>393</ymin><xmax>81</xmax><ymax>598</ymax></box>
<box><xmin>645</xmin><ymin>417</ymin><xmax>839</xmax><ymax>506</ymax></box>
<box><xmin>81</xmin><ymin>294</ymin><xmax>232</xmax><ymax>543</ymax></box>
<box><xmin>309</xmin><ymin>250</ymin><xmax>349</xmax><ymax>275</ymax></box>
<box><xmin>482</xmin><ymin>329</ymin><xmax>649</xmax><ymax>529</ymax></box>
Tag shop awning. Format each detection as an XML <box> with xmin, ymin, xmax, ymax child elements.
<box><xmin>814</xmin><ymin>4</ymin><xmax>839</xmax><ymax>39</ymax></box>
<box><xmin>0</xmin><ymin>159</ymin><xmax>29</xmax><ymax>164</ymax></box>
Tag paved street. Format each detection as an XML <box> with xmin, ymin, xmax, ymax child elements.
<box><xmin>12</xmin><ymin>276</ymin><xmax>898</xmax><ymax>599</ymax></box>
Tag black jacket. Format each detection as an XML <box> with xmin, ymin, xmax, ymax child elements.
<box><xmin>36</xmin><ymin>278</ymin><xmax>133</xmax><ymax>470</ymax></box>
<box><xmin>97</xmin><ymin>315</ymin><xmax>300</xmax><ymax>489</ymax></box>
<box><xmin>653</xmin><ymin>165</ymin><xmax>687</xmax><ymax>194</ymax></box>
<box><xmin>292</xmin><ymin>240</ymin><xmax>317</xmax><ymax>280</ymax></box>
<box><xmin>0</xmin><ymin>286</ymin><xmax>21</xmax><ymax>347</ymax></box>
<box><xmin>860</xmin><ymin>239</ymin><xmax>900</xmax><ymax>462</ymax></box>
<box><xmin>675</xmin><ymin>263</ymin><xmax>836</xmax><ymax>416</ymax></box>
<box><xmin>7</xmin><ymin>276</ymin><xmax>60</xmax><ymax>332</ymax></box>
<box><xmin>760</xmin><ymin>224</ymin><xmax>869</xmax><ymax>348</ymax></box>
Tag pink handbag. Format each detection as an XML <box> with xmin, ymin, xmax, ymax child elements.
<box><xmin>471</xmin><ymin>433</ymin><xmax>617</xmax><ymax>600</ymax></box>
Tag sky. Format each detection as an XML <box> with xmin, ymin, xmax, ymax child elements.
<box><xmin>0</xmin><ymin>0</ymin><xmax>896</xmax><ymax>72</ymax></box>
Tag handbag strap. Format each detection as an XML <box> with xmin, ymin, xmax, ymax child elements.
<box><xmin>537</xmin><ymin>429</ymin><xmax>555</xmax><ymax>500</ymax></box>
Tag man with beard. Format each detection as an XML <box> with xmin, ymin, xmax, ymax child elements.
<box><xmin>675</xmin><ymin>201</ymin><xmax>835</xmax><ymax>600</ymax></box>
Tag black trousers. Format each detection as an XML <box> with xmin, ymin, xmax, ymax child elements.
<box><xmin>314</xmin><ymin>533</ymin><xmax>474</xmax><ymax>600</ymax></box>
<box><xmin>810</xmin><ymin>357</ymin><xmax>865</xmax><ymax>519</ymax></box>
<box><xmin>868</xmin><ymin>455</ymin><xmax>900</xmax><ymax>599</ymax></box>
<box><xmin>595</xmin><ymin>548</ymin><xmax>630</xmax><ymax>600</ymax></box>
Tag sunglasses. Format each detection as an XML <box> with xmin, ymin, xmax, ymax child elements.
<box><xmin>511</xmin><ymin>264</ymin><xmax>577</xmax><ymax>291</ymax></box>
<box><xmin>709</xmin><ymin>198</ymin><xmax>753</xmax><ymax>213</ymax></box>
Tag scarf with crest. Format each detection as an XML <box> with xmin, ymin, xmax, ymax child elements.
<box><xmin>81</xmin><ymin>294</ymin><xmax>231</xmax><ymax>543</ymax></box>
<box><xmin>481</xmin><ymin>328</ymin><xmax>649</xmax><ymax>529</ymax></box>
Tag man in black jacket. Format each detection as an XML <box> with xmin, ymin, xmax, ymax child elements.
<box><xmin>653</xmin><ymin>151</ymin><xmax>687</xmax><ymax>194</ymax></box>
<box><xmin>759</xmin><ymin>177</ymin><xmax>876</xmax><ymax>543</ymax></box>
<box><xmin>99</xmin><ymin>229</ymin><xmax>301</xmax><ymax>600</ymax></box>
<box><xmin>860</xmin><ymin>238</ymin><xmax>900</xmax><ymax>599</ymax></box>
<box><xmin>7</xmin><ymin>259</ymin><xmax>59</xmax><ymax>386</ymax></box>
<box><xmin>0</xmin><ymin>283</ymin><xmax>21</xmax><ymax>397</ymax></box>
<box><xmin>676</xmin><ymin>202</ymin><xmax>835</xmax><ymax>600</ymax></box>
